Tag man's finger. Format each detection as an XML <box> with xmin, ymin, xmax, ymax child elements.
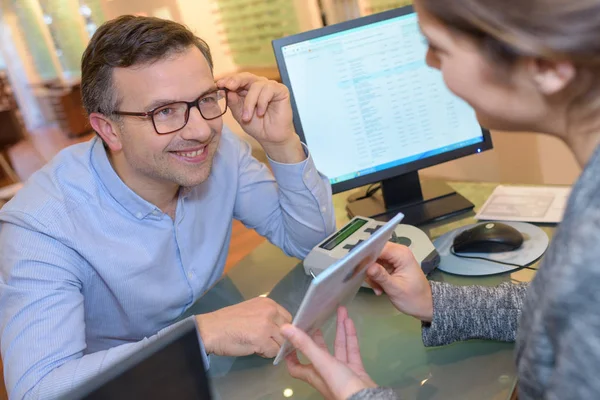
<box><xmin>216</xmin><ymin>76</ymin><xmax>243</xmax><ymax>92</ymax></box>
<box><xmin>277</xmin><ymin>305</ymin><xmax>293</xmax><ymax>325</ymax></box>
<box><xmin>258</xmin><ymin>339</ymin><xmax>281</xmax><ymax>358</ymax></box>
<box><xmin>226</xmin><ymin>91</ymin><xmax>244</xmax><ymax>115</ymax></box>
<box><xmin>274</xmin><ymin>314</ymin><xmax>289</xmax><ymax>329</ymax></box>
<box><xmin>255</xmin><ymin>84</ymin><xmax>277</xmax><ymax>117</ymax></box>
<box><xmin>241</xmin><ymin>82</ymin><xmax>267</xmax><ymax>121</ymax></box>
<box><xmin>216</xmin><ymin>73</ymin><xmax>265</xmax><ymax>91</ymax></box>
<box><xmin>271</xmin><ymin>330</ymin><xmax>285</xmax><ymax>347</ymax></box>
<box><xmin>272</xmin><ymin>309</ymin><xmax>292</xmax><ymax>331</ymax></box>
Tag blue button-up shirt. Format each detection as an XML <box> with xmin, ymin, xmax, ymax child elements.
<box><xmin>0</xmin><ymin>127</ymin><xmax>335</xmax><ymax>399</ymax></box>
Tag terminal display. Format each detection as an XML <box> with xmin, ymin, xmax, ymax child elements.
<box><xmin>319</xmin><ymin>218</ymin><xmax>368</xmax><ymax>250</ymax></box>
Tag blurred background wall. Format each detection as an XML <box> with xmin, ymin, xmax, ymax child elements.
<box><xmin>0</xmin><ymin>0</ymin><xmax>581</xmax><ymax>185</ymax></box>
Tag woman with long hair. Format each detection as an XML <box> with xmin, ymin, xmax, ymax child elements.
<box><xmin>280</xmin><ymin>1</ymin><xmax>600</xmax><ymax>399</ymax></box>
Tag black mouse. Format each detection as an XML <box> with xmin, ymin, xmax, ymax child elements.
<box><xmin>452</xmin><ymin>222</ymin><xmax>524</xmax><ymax>253</ymax></box>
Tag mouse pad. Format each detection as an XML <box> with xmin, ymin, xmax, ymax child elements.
<box><xmin>433</xmin><ymin>222</ymin><xmax>549</xmax><ymax>276</ymax></box>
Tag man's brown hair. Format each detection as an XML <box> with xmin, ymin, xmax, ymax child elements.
<box><xmin>81</xmin><ymin>15</ymin><xmax>213</xmax><ymax>117</ymax></box>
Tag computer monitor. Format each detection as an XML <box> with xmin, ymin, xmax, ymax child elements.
<box><xmin>61</xmin><ymin>320</ymin><xmax>212</xmax><ymax>400</ymax></box>
<box><xmin>272</xmin><ymin>6</ymin><xmax>493</xmax><ymax>225</ymax></box>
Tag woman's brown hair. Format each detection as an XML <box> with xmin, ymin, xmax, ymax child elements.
<box><xmin>418</xmin><ymin>0</ymin><xmax>600</xmax><ymax>115</ymax></box>
<box><xmin>419</xmin><ymin>0</ymin><xmax>600</xmax><ymax>65</ymax></box>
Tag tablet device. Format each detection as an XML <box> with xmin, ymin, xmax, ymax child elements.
<box><xmin>61</xmin><ymin>319</ymin><xmax>212</xmax><ymax>400</ymax></box>
<box><xmin>273</xmin><ymin>212</ymin><xmax>404</xmax><ymax>365</ymax></box>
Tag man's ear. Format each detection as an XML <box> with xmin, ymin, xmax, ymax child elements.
<box><xmin>89</xmin><ymin>113</ymin><xmax>123</xmax><ymax>152</ymax></box>
<box><xmin>528</xmin><ymin>58</ymin><xmax>576</xmax><ymax>95</ymax></box>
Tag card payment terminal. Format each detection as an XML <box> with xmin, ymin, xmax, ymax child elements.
<box><xmin>303</xmin><ymin>216</ymin><xmax>440</xmax><ymax>284</ymax></box>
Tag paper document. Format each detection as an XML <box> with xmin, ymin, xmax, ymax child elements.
<box><xmin>475</xmin><ymin>185</ymin><xmax>571</xmax><ymax>223</ymax></box>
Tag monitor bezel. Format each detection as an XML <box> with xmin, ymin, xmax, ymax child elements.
<box><xmin>272</xmin><ymin>5</ymin><xmax>493</xmax><ymax>194</ymax></box>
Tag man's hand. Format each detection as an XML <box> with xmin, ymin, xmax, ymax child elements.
<box><xmin>195</xmin><ymin>297</ymin><xmax>292</xmax><ymax>358</ymax></box>
<box><xmin>366</xmin><ymin>242</ymin><xmax>434</xmax><ymax>322</ymax></box>
<box><xmin>216</xmin><ymin>73</ymin><xmax>305</xmax><ymax>163</ymax></box>
<box><xmin>283</xmin><ymin>307</ymin><xmax>377</xmax><ymax>400</ymax></box>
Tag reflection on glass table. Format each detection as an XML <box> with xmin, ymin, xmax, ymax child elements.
<box><xmin>186</xmin><ymin>182</ymin><xmax>550</xmax><ymax>400</ymax></box>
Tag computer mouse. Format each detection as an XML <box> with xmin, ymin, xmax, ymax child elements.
<box><xmin>452</xmin><ymin>222</ymin><xmax>524</xmax><ymax>253</ymax></box>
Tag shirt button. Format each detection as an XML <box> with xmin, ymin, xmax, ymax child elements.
<box><xmin>187</xmin><ymin>272</ymin><xmax>194</xmax><ymax>279</ymax></box>
<box><xmin>152</xmin><ymin>210</ymin><xmax>161</xmax><ymax>216</ymax></box>
<box><xmin>135</xmin><ymin>212</ymin><xmax>143</xmax><ymax>219</ymax></box>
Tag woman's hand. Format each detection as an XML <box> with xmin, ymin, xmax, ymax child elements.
<box><xmin>366</xmin><ymin>242</ymin><xmax>434</xmax><ymax>322</ymax></box>
<box><xmin>282</xmin><ymin>307</ymin><xmax>377</xmax><ymax>400</ymax></box>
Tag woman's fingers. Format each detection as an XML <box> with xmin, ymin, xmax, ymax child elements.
<box><xmin>334</xmin><ymin>307</ymin><xmax>349</xmax><ymax>363</ymax></box>
<box><xmin>281</xmin><ymin>325</ymin><xmax>336</xmax><ymax>373</ymax></box>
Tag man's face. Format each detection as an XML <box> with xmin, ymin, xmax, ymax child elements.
<box><xmin>110</xmin><ymin>46</ymin><xmax>223</xmax><ymax>188</ymax></box>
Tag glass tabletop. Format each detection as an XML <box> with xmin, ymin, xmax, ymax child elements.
<box><xmin>187</xmin><ymin>182</ymin><xmax>555</xmax><ymax>400</ymax></box>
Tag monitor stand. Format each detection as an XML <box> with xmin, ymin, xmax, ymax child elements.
<box><xmin>346</xmin><ymin>171</ymin><xmax>474</xmax><ymax>226</ymax></box>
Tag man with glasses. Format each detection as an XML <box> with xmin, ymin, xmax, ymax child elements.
<box><xmin>0</xmin><ymin>16</ymin><xmax>335</xmax><ymax>399</ymax></box>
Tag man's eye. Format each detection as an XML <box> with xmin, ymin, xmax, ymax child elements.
<box><xmin>200</xmin><ymin>95</ymin><xmax>218</xmax><ymax>105</ymax></box>
<box><xmin>157</xmin><ymin>107</ymin><xmax>174</xmax><ymax>116</ymax></box>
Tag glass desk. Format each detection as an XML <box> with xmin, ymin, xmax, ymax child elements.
<box><xmin>187</xmin><ymin>182</ymin><xmax>555</xmax><ymax>400</ymax></box>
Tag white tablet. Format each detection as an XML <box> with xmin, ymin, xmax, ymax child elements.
<box><xmin>273</xmin><ymin>212</ymin><xmax>404</xmax><ymax>365</ymax></box>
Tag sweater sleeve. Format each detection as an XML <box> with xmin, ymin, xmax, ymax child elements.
<box><xmin>348</xmin><ymin>388</ymin><xmax>400</xmax><ymax>400</ymax></box>
<box><xmin>422</xmin><ymin>281</ymin><xmax>529</xmax><ymax>347</ymax></box>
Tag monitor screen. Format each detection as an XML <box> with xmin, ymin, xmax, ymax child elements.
<box><xmin>274</xmin><ymin>9</ymin><xmax>488</xmax><ymax>191</ymax></box>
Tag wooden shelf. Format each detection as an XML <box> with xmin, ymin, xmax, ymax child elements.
<box><xmin>216</xmin><ymin>66</ymin><xmax>281</xmax><ymax>82</ymax></box>
<box><xmin>34</xmin><ymin>80</ymin><xmax>91</xmax><ymax>137</ymax></box>
<box><xmin>0</xmin><ymin>72</ymin><xmax>25</xmax><ymax>148</ymax></box>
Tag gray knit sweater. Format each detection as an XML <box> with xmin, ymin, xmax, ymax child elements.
<box><xmin>350</xmin><ymin>144</ymin><xmax>600</xmax><ymax>400</ymax></box>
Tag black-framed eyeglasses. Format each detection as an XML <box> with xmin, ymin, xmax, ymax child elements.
<box><xmin>112</xmin><ymin>89</ymin><xmax>229</xmax><ymax>135</ymax></box>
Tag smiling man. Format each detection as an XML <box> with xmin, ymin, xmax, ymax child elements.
<box><xmin>0</xmin><ymin>16</ymin><xmax>335</xmax><ymax>399</ymax></box>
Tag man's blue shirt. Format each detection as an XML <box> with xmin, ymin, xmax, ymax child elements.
<box><xmin>0</xmin><ymin>127</ymin><xmax>335</xmax><ymax>399</ymax></box>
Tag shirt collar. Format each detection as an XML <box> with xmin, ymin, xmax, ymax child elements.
<box><xmin>90</xmin><ymin>137</ymin><xmax>160</xmax><ymax>220</ymax></box>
